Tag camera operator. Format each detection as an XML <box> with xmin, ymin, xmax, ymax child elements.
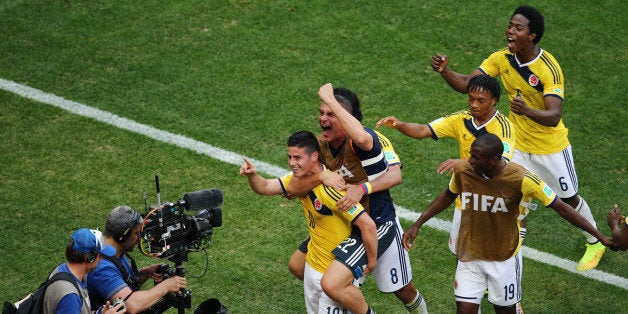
<box><xmin>87</xmin><ymin>206</ymin><xmax>186</xmax><ymax>314</ymax></box>
<box><xmin>42</xmin><ymin>228</ymin><xmax>125</xmax><ymax>314</ymax></box>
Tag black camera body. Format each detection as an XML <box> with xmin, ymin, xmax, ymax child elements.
<box><xmin>139</xmin><ymin>179</ymin><xmax>225</xmax><ymax>314</ymax></box>
<box><xmin>140</xmin><ymin>189</ymin><xmax>223</xmax><ymax>262</ymax></box>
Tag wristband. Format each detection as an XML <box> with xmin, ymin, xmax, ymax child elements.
<box><xmin>361</xmin><ymin>182</ymin><xmax>372</xmax><ymax>195</ymax></box>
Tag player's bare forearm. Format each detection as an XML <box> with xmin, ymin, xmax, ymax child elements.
<box><xmin>286</xmin><ymin>172</ymin><xmax>321</xmax><ymax>197</ymax></box>
<box><xmin>552</xmin><ymin>199</ymin><xmax>611</xmax><ymax>245</ymax></box>
<box><xmin>355</xmin><ymin>214</ymin><xmax>378</xmax><ymax>274</ymax></box>
<box><xmin>511</xmin><ymin>95</ymin><xmax>563</xmax><ymax>127</ymax></box>
<box><xmin>241</xmin><ymin>157</ymin><xmax>278</xmax><ymax>195</ymax></box>
<box><xmin>246</xmin><ymin>174</ymin><xmax>276</xmax><ymax>196</ymax></box>
<box><xmin>376</xmin><ymin>117</ymin><xmax>432</xmax><ymax>139</ymax></box>
<box><xmin>437</xmin><ymin>65</ymin><xmax>482</xmax><ymax>94</ymax></box>
<box><xmin>370</xmin><ymin>164</ymin><xmax>402</xmax><ymax>191</ymax></box>
<box><xmin>404</xmin><ymin>188</ymin><xmax>456</xmax><ymax>250</ymax></box>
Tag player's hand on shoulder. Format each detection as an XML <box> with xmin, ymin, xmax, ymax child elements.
<box><xmin>320</xmin><ymin>171</ymin><xmax>346</xmax><ymax>191</ymax></box>
<box><xmin>437</xmin><ymin>159</ymin><xmax>462</xmax><ymax>176</ymax></box>
<box><xmin>336</xmin><ymin>185</ymin><xmax>362</xmax><ymax>212</ymax></box>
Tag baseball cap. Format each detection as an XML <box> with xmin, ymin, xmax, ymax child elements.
<box><xmin>70</xmin><ymin>228</ymin><xmax>116</xmax><ymax>256</ymax></box>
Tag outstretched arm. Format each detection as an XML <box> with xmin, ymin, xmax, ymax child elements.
<box><xmin>239</xmin><ymin>157</ymin><xmax>283</xmax><ymax>196</ymax></box>
<box><xmin>403</xmin><ymin>188</ymin><xmax>457</xmax><ymax>251</ymax></box>
<box><xmin>551</xmin><ymin>198</ymin><xmax>613</xmax><ymax>247</ymax></box>
<box><xmin>431</xmin><ymin>53</ymin><xmax>483</xmax><ymax>93</ymax></box>
<box><xmin>318</xmin><ymin>83</ymin><xmax>373</xmax><ymax>150</ymax></box>
<box><xmin>376</xmin><ymin>116</ymin><xmax>434</xmax><ymax>139</ymax></box>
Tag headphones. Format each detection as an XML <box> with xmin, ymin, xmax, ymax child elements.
<box><xmin>115</xmin><ymin>210</ymin><xmax>142</xmax><ymax>243</ymax></box>
<box><xmin>86</xmin><ymin>248</ymin><xmax>99</xmax><ymax>263</ymax></box>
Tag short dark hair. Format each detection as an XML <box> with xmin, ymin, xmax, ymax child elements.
<box><xmin>287</xmin><ymin>130</ymin><xmax>321</xmax><ymax>155</ymax></box>
<box><xmin>513</xmin><ymin>5</ymin><xmax>544</xmax><ymax>44</ymax></box>
<box><xmin>66</xmin><ymin>238</ymin><xmax>90</xmax><ymax>263</ymax></box>
<box><xmin>467</xmin><ymin>74</ymin><xmax>501</xmax><ymax>102</ymax></box>
<box><xmin>472</xmin><ymin>133</ymin><xmax>503</xmax><ymax>159</ymax></box>
<box><xmin>334</xmin><ymin>87</ymin><xmax>363</xmax><ymax>122</ymax></box>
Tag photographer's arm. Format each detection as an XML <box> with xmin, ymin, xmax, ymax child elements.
<box><xmin>136</xmin><ymin>264</ymin><xmax>161</xmax><ymax>286</ymax></box>
<box><xmin>111</xmin><ymin>276</ymin><xmax>185</xmax><ymax>314</ymax></box>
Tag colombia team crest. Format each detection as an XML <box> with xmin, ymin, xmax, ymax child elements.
<box><xmin>314</xmin><ymin>198</ymin><xmax>322</xmax><ymax>211</ymax></box>
<box><xmin>528</xmin><ymin>74</ymin><xmax>539</xmax><ymax>87</ymax></box>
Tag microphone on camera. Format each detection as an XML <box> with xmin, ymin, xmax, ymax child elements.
<box><xmin>182</xmin><ymin>188</ymin><xmax>224</xmax><ymax>211</ymax></box>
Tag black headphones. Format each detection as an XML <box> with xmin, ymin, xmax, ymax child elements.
<box><xmin>116</xmin><ymin>210</ymin><xmax>142</xmax><ymax>243</ymax></box>
<box><xmin>86</xmin><ymin>248</ymin><xmax>99</xmax><ymax>263</ymax></box>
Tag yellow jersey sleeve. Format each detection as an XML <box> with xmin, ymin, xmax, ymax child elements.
<box><xmin>521</xmin><ymin>170</ymin><xmax>557</xmax><ymax>207</ymax></box>
<box><xmin>374</xmin><ymin>130</ymin><xmax>401</xmax><ymax>166</ymax></box>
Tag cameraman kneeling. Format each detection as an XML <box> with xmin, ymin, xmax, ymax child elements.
<box><xmin>88</xmin><ymin>206</ymin><xmax>186</xmax><ymax>314</ymax></box>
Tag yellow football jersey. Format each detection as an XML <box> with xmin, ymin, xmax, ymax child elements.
<box><xmin>480</xmin><ymin>48</ymin><xmax>569</xmax><ymax>154</ymax></box>
<box><xmin>429</xmin><ymin>109</ymin><xmax>516</xmax><ymax>211</ymax></box>
<box><xmin>428</xmin><ymin>110</ymin><xmax>515</xmax><ymax>160</ymax></box>
<box><xmin>279</xmin><ymin>172</ymin><xmax>366</xmax><ymax>273</ymax></box>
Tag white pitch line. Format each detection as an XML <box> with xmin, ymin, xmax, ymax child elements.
<box><xmin>1</xmin><ymin>77</ymin><xmax>626</xmax><ymax>290</ymax></box>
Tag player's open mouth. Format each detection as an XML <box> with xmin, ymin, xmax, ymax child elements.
<box><xmin>320</xmin><ymin>125</ymin><xmax>332</xmax><ymax>136</ymax></box>
<box><xmin>507</xmin><ymin>37</ymin><xmax>516</xmax><ymax>51</ymax></box>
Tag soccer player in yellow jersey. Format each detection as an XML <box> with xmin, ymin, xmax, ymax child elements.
<box><xmin>377</xmin><ymin>74</ymin><xmax>518</xmax><ymax>254</ymax></box>
<box><xmin>287</xmin><ymin>84</ymin><xmax>428</xmax><ymax>314</ymax></box>
<box><xmin>430</xmin><ymin>5</ymin><xmax>605</xmax><ymax>270</ymax></box>
<box><xmin>402</xmin><ymin>134</ymin><xmax>612</xmax><ymax>314</ymax></box>
<box><xmin>240</xmin><ymin>130</ymin><xmax>378</xmax><ymax>314</ymax></box>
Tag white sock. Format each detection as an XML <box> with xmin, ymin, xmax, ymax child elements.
<box><xmin>574</xmin><ymin>196</ymin><xmax>598</xmax><ymax>243</ymax></box>
<box><xmin>405</xmin><ymin>289</ymin><xmax>428</xmax><ymax>314</ymax></box>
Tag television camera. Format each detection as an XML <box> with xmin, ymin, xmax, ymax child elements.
<box><xmin>138</xmin><ymin>175</ymin><xmax>224</xmax><ymax>313</ymax></box>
